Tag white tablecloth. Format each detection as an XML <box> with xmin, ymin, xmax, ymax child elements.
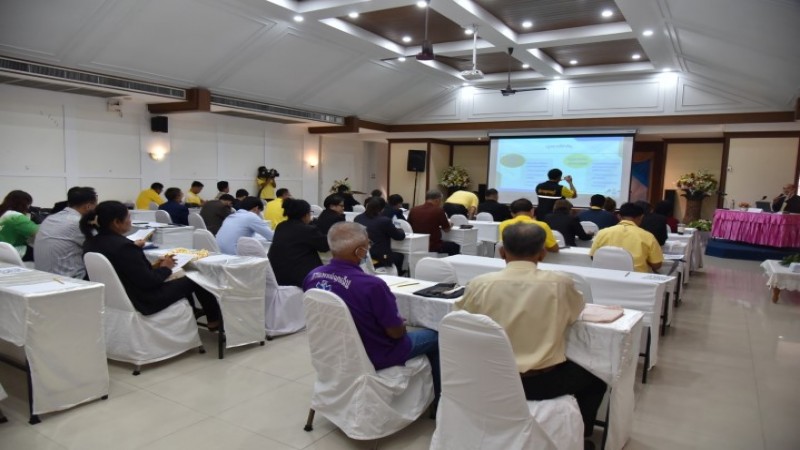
<box><xmin>441</xmin><ymin>228</ymin><xmax>478</xmax><ymax>255</ymax></box>
<box><xmin>379</xmin><ymin>274</ymin><xmax>644</xmax><ymax>450</ymax></box>
<box><xmin>761</xmin><ymin>260</ymin><xmax>800</xmax><ymax>291</ymax></box>
<box><xmin>668</xmin><ymin>231</ymin><xmax>702</xmax><ymax>270</ymax></box>
<box><xmin>467</xmin><ymin>220</ymin><xmax>500</xmax><ymax>243</ymax></box>
<box><xmin>0</xmin><ymin>264</ymin><xmax>109</xmax><ymax>415</ymax></box>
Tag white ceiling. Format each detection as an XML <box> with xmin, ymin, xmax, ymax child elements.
<box><xmin>0</xmin><ymin>0</ymin><xmax>798</xmax><ymax>128</ymax></box>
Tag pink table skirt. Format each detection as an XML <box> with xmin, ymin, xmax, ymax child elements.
<box><xmin>711</xmin><ymin>209</ymin><xmax>800</xmax><ymax>248</ymax></box>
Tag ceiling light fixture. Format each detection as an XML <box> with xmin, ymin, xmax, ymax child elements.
<box><xmin>569</xmin><ymin>59</ymin><xmax>578</xmax><ymax>65</ymax></box>
<box><xmin>522</xmin><ymin>63</ymin><xmax>530</xmax><ymax>69</ymax></box>
<box><xmin>522</xmin><ymin>20</ymin><xmax>533</xmax><ymax>29</ymax></box>
<box><xmin>293</xmin><ymin>15</ymin><xmax>304</xmax><ymax>22</ymax></box>
<box><xmin>632</xmin><ymin>53</ymin><xmax>641</xmax><ymax>60</ymax></box>
<box><xmin>464</xmin><ymin>28</ymin><xmax>474</xmax><ymax>35</ymax></box>
<box><xmin>416</xmin><ymin>0</ymin><xmax>427</xmax><ymax>7</ymax></box>
<box><xmin>601</xmin><ymin>9</ymin><xmax>613</xmax><ymax>18</ymax></box>
<box><xmin>662</xmin><ymin>68</ymin><xmax>672</xmax><ymax>72</ymax></box>
<box><xmin>402</xmin><ymin>36</ymin><xmax>412</xmax><ymax>43</ymax></box>
<box><xmin>642</xmin><ymin>29</ymin><xmax>654</xmax><ymax>37</ymax></box>
<box><xmin>398</xmin><ymin>56</ymin><xmax>406</xmax><ymax>62</ymax></box>
<box><xmin>348</xmin><ymin>12</ymin><xmax>359</xmax><ymax>19</ymax></box>
<box><xmin>462</xmin><ymin>82</ymin><xmax>469</xmax><ymax>87</ymax></box>
<box><xmin>554</xmin><ymin>76</ymin><xmax>561</xmax><ymax>80</ymax></box>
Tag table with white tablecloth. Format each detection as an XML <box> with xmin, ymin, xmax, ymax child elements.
<box><xmin>390</xmin><ymin>233</ymin><xmax>431</xmax><ymax>277</ymax></box>
<box><xmin>0</xmin><ymin>264</ymin><xmax>109</xmax><ymax>423</ymax></box>
<box><xmin>668</xmin><ymin>230</ymin><xmax>702</xmax><ymax>271</ymax></box>
<box><xmin>379</xmin><ymin>274</ymin><xmax>644</xmax><ymax>450</ymax></box>
<box><xmin>441</xmin><ymin>227</ymin><xmax>479</xmax><ymax>255</ymax></box>
<box><xmin>760</xmin><ymin>259</ymin><xmax>800</xmax><ymax>303</ymax></box>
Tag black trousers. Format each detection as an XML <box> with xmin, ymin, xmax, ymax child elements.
<box><xmin>135</xmin><ymin>277</ymin><xmax>222</xmax><ymax>323</ymax></box>
<box><xmin>520</xmin><ymin>360</ymin><xmax>607</xmax><ymax>437</ymax></box>
<box><xmin>443</xmin><ymin>203</ymin><xmax>468</xmax><ymax>218</ymax></box>
<box><xmin>434</xmin><ymin>241</ymin><xmax>460</xmax><ymax>256</ymax></box>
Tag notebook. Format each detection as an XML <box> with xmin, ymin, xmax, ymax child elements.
<box><xmin>413</xmin><ymin>283</ymin><xmax>465</xmax><ymax>299</ymax></box>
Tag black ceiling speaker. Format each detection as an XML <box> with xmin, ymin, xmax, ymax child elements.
<box><xmin>150</xmin><ymin>116</ymin><xmax>168</xmax><ymax>133</ymax></box>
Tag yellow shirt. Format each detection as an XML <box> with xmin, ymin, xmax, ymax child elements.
<box><xmin>258</xmin><ymin>178</ymin><xmax>275</xmax><ymax>200</ymax></box>
<box><xmin>445</xmin><ymin>190</ymin><xmax>479</xmax><ymax>210</ymax></box>
<box><xmin>264</xmin><ymin>198</ymin><xmax>286</xmax><ymax>226</ymax></box>
<box><xmin>498</xmin><ymin>215</ymin><xmax>558</xmax><ymax>250</ymax></box>
<box><xmin>455</xmin><ymin>261</ymin><xmax>584</xmax><ymax>372</ymax></box>
<box><xmin>185</xmin><ymin>191</ymin><xmax>203</xmax><ymax>206</ymax></box>
<box><xmin>135</xmin><ymin>189</ymin><xmax>164</xmax><ymax>209</ymax></box>
<box><xmin>589</xmin><ymin>220</ymin><xmax>664</xmax><ymax>272</ymax></box>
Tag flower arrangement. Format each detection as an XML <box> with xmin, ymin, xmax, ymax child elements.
<box><xmin>780</xmin><ymin>254</ymin><xmax>800</xmax><ymax>266</ymax></box>
<box><xmin>687</xmin><ymin>219</ymin><xmax>712</xmax><ymax>231</ymax></box>
<box><xmin>440</xmin><ymin>166</ymin><xmax>471</xmax><ymax>188</ymax></box>
<box><xmin>738</xmin><ymin>202</ymin><xmax>751</xmax><ymax>209</ymax></box>
<box><xmin>329</xmin><ymin>177</ymin><xmax>351</xmax><ymax>194</ymax></box>
<box><xmin>676</xmin><ymin>170</ymin><xmax>718</xmax><ymax>200</ymax></box>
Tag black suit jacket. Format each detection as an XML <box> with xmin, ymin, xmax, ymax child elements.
<box><xmin>544</xmin><ymin>211</ymin><xmax>592</xmax><ymax>246</ymax></box>
<box><xmin>478</xmin><ymin>200</ymin><xmax>512</xmax><ymax>222</ymax></box>
<box><xmin>640</xmin><ymin>213</ymin><xmax>669</xmax><ymax>246</ymax></box>
<box><xmin>315</xmin><ymin>209</ymin><xmax>345</xmax><ymax>235</ymax></box>
<box><xmin>268</xmin><ymin>219</ymin><xmax>329</xmax><ymax>287</ymax></box>
<box><xmin>772</xmin><ymin>195</ymin><xmax>800</xmax><ymax>213</ymax></box>
<box><xmin>354</xmin><ymin>213</ymin><xmax>405</xmax><ymax>267</ymax></box>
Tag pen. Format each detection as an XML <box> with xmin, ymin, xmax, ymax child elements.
<box><xmin>53</xmin><ymin>277</ymin><xmax>64</xmax><ymax>284</ymax></box>
<box><xmin>624</xmin><ymin>272</ymin><xmax>630</xmax><ymax>277</ymax></box>
<box><xmin>395</xmin><ymin>282</ymin><xmax>420</xmax><ymax>288</ymax></box>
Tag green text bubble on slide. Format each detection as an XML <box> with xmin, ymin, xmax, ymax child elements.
<box><xmin>563</xmin><ymin>153</ymin><xmax>592</xmax><ymax>168</ymax></box>
<box><xmin>500</xmin><ymin>153</ymin><xmax>525</xmax><ymax>168</ymax></box>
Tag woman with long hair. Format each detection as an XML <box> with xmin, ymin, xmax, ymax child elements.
<box><xmin>0</xmin><ymin>190</ymin><xmax>38</xmax><ymax>260</ymax></box>
<box><xmin>81</xmin><ymin>201</ymin><xmax>221</xmax><ymax>329</ymax></box>
<box><xmin>268</xmin><ymin>198</ymin><xmax>329</xmax><ymax>287</ymax></box>
<box><xmin>354</xmin><ymin>196</ymin><xmax>405</xmax><ymax>273</ymax></box>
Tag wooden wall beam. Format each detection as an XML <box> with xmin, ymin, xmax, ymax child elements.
<box><xmin>147</xmin><ymin>88</ymin><xmax>211</xmax><ymax>114</ymax></box>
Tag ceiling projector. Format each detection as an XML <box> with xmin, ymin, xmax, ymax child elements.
<box><xmin>460</xmin><ymin>69</ymin><xmax>484</xmax><ymax>80</ymax></box>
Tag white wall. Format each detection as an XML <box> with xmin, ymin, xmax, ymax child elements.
<box><xmin>725</xmin><ymin>137</ymin><xmax>799</xmax><ymax>207</ymax></box>
<box><xmin>319</xmin><ymin>136</ymin><xmax>386</xmax><ymax>205</ymax></box>
<box><xmin>452</xmin><ymin>144</ymin><xmax>489</xmax><ymax>190</ymax></box>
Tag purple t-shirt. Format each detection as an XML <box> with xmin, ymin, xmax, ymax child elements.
<box><xmin>303</xmin><ymin>259</ymin><xmax>412</xmax><ymax>370</ymax></box>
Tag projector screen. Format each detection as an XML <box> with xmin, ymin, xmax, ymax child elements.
<box><xmin>488</xmin><ymin>135</ymin><xmax>634</xmax><ymax>207</ymax></box>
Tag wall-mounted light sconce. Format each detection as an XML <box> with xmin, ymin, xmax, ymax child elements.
<box><xmin>307</xmin><ymin>156</ymin><xmax>318</xmax><ymax>169</ymax></box>
<box><xmin>149</xmin><ymin>145</ymin><xmax>168</xmax><ymax>161</ymax></box>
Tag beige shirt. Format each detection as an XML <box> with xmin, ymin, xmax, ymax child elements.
<box><xmin>454</xmin><ymin>261</ymin><xmax>584</xmax><ymax>372</ymax></box>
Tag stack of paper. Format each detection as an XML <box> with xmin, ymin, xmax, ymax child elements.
<box><xmin>579</xmin><ymin>304</ymin><xmax>624</xmax><ymax>323</ymax></box>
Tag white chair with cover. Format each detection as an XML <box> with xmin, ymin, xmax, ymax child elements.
<box><xmin>193</xmin><ymin>229</ymin><xmax>220</xmax><ymax>253</ymax></box>
<box><xmin>566</xmin><ymin>272</ymin><xmax>593</xmax><ymax>304</ymax></box>
<box><xmin>494</xmin><ymin>241</ymin><xmax>504</xmax><ymax>258</ymax></box>
<box><xmin>591</xmin><ymin>246</ymin><xmax>634</xmax><ymax>271</ymax></box>
<box><xmin>665</xmin><ymin>224</ymin><xmax>671</xmax><ymax>236</ymax></box>
<box><xmin>188</xmin><ymin>212</ymin><xmax>207</xmax><ymax>231</ymax></box>
<box><xmin>0</xmin><ymin>242</ymin><xmax>24</xmax><ymax>266</ymax></box>
<box><xmin>310</xmin><ymin>204</ymin><xmax>323</xmax><ymax>219</ymax></box>
<box><xmin>551</xmin><ymin>230</ymin><xmax>566</xmax><ymax>248</ymax></box>
<box><xmin>449</xmin><ymin>214</ymin><xmax>468</xmax><ymax>226</ymax></box>
<box><xmin>148</xmin><ymin>202</ymin><xmax>159</xmax><ymax>211</ymax></box>
<box><xmin>430</xmin><ymin>311</ymin><xmax>583</xmax><ymax>450</ymax></box>
<box><xmin>415</xmin><ymin>257</ymin><xmax>458</xmax><ymax>284</ymax></box>
<box><xmin>302</xmin><ymin>289</ymin><xmax>433</xmax><ymax>439</ymax></box>
<box><xmin>580</xmin><ymin>221</ymin><xmax>599</xmax><ymax>235</ymax></box>
<box><xmin>83</xmin><ymin>252</ymin><xmax>202</xmax><ymax>375</ymax></box>
<box><xmin>396</xmin><ymin>219</ymin><xmax>413</xmax><ymax>234</ymax></box>
<box><xmin>475</xmin><ymin>212</ymin><xmax>494</xmax><ymax>222</ymax></box>
<box><xmin>154</xmin><ymin>209</ymin><xmax>172</xmax><ymax>224</ymax></box>
<box><xmin>237</xmin><ymin>237</ymin><xmax>305</xmax><ymax>338</ymax></box>
<box><xmin>352</xmin><ymin>204</ymin><xmax>366</xmax><ymax>213</ymax></box>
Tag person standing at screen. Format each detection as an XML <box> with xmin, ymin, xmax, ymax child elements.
<box><xmin>535</xmin><ymin>168</ymin><xmax>577</xmax><ymax>221</ymax></box>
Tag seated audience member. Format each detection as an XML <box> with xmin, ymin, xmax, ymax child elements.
<box><xmin>590</xmin><ymin>202</ymin><xmax>663</xmax><ymax>273</ymax></box>
<box><xmin>443</xmin><ymin>189</ymin><xmax>479</xmax><ymax>219</ymax></box>
<box><xmin>382</xmin><ymin>194</ymin><xmax>405</xmax><ymax>221</ymax></box>
<box><xmin>0</xmin><ymin>190</ymin><xmax>38</xmax><ymax>261</ymax></box>
<box><xmin>455</xmin><ymin>223</ymin><xmax>604</xmax><ymax>447</ymax></box>
<box><xmin>602</xmin><ymin>197</ymin><xmax>617</xmax><ymax>215</ymax></box>
<box><xmin>355</xmin><ymin>197</ymin><xmax>406</xmax><ymax>273</ymax></box>
<box><xmin>158</xmin><ymin>187</ymin><xmax>189</xmax><ymax>225</ymax></box>
<box><xmin>214</xmin><ymin>181</ymin><xmax>229</xmax><ymax>200</ymax></box>
<box><xmin>52</xmin><ymin>186</ymin><xmax>81</xmax><ymax>215</ymax></box>
<box><xmin>233</xmin><ymin>189</ymin><xmax>249</xmax><ymax>210</ymax></box>
<box><xmin>407</xmin><ymin>190</ymin><xmax>460</xmax><ymax>256</ymax></box>
<box><xmin>303</xmin><ymin>221</ymin><xmax>440</xmax><ymax>401</ymax></box>
<box><xmin>135</xmin><ymin>183</ymin><xmax>165</xmax><ymax>210</ymax></box>
<box><xmin>82</xmin><ymin>201</ymin><xmax>221</xmax><ymax>329</ymax></box>
<box><xmin>337</xmin><ymin>184</ymin><xmax>360</xmax><ymax>212</ymax></box>
<box><xmin>478</xmin><ymin>188</ymin><xmax>512</xmax><ymax>222</ymax></box>
<box><xmin>315</xmin><ymin>194</ymin><xmax>346</xmax><ymax>236</ymax></box>
<box><xmin>363</xmin><ymin>189</ymin><xmax>384</xmax><ymax>207</ymax></box>
<box><xmin>34</xmin><ymin>187</ymin><xmax>97</xmax><ymax>278</ymax></box>
<box><xmin>544</xmin><ymin>199</ymin><xmax>593</xmax><ymax>247</ymax></box>
<box><xmin>654</xmin><ymin>201</ymin><xmax>678</xmax><ymax>233</ymax></box>
<box><xmin>264</xmin><ymin>188</ymin><xmax>291</xmax><ymax>227</ymax></box>
<box><xmin>772</xmin><ymin>183</ymin><xmax>800</xmax><ymax>213</ymax></box>
<box><xmin>216</xmin><ymin>196</ymin><xmax>273</xmax><ymax>255</ymax></box>
<box><xmin>636</xmin><ymin>201</ymin><xmax>668</xmax><ymax>246</ymax></box>
<box><xmin>498</xmin><ymin>198</ymin><xmax>559</xmax><ymax>253</ymax></box>
<box><xmin>199</xmin><ymin>194</ymin><xmax>234</xmax><ymax>235</ymax></box>
<box><xmin>185</xmin><ymin>181</ymin><xmax>205</xmax><ymax>207</ymax></box>
<box><xmin>268</xmin><ymin>199</ymin><xmax>329</xmax><ymax>287</ymax></box>
<box><xmin>577</xmin><ymin>194</ymin><xmax>619</xmax><ymax>230</ymax></box>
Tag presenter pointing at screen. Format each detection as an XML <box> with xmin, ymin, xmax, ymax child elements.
<box><xmin>535</xmin><ymin>168</ymin><xmax>577</xmax><ymax>220</ymax></box>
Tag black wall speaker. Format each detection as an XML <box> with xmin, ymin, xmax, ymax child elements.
<box><xmin>664</xmin><ymin>189</ymin><xmax>677</xmax><ymax>205</ymax></box>
<box><xmin>407</xmin><ymin>150</ymin><xmax>426</xmax><ymax>172</ymax></box>
<box><xmin>150</xmin><ymin>116</ymin><xmax>168</xmax><ymax>133</ymax></box>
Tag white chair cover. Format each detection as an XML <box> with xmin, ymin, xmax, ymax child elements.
<box><xmin>415</xmin><ymin>257</ymin><xmax>458</xmax><ymax>283</ymax></box>
<box><xmin>310</xmin><ymin>204</ymin><xmax>323</xmax><ymax>218</ymax></box>
<box><xmin>430</xmin><ymin>311</ymin><xmax>583</xmax><ymax>450</ymax></box>
<box><xmin>0</xmin><ymin>242</ymin><xmax>24</xmax><ymax>266</ymax></box>
<box><xmin>83</xmin><ymin>253</ymin><xmax>201</xmax><ymax>367</ymax></box>
<box><xmin>494</xmin><ymin>241</ymin><xmax>504</xmax><ymax>259</ymax></box>
<box><xmin>236</xmin><ymin>237</ymin><xmax>305</xmax><ymax>336</ymax></box>
<box><xmin>552</xmin><ymin>230</ymin><xmax>566</xmax><ymax>247</ymax></box>
<box><xmin>154</xmin><ymin>209</ymin><xmax>172</xmax><ymax>224</ymax></box>
<box><xmin>566</xmin><ymin>272</ymin><xmax>593</xmax><ymax>304</ymax></box>
<box><xmin>397</xmin><ymin>219</ymin><xmax>413</xmax><ymax>234</ymax></box>
<box><xmin>450</xmin><ymin>214</ymin><xmax>468</xmax><ymax>226</ymax></box>
<box><xmin>475</xmin><ymin>212</ymin><xmax>494</xmax><ymax>222</ymax></box>
<box><xmin>592</xmin><ymin>246</ymin><xmax>634</xmax><ymax>271</ymax></box>
<box><xmin>148</xmin><ymin>202</ymin><xmax>159</xmax><ymax>211</ymax></box>
<box><xmin>580</xmin><ymin>221</ymin><xmax>599</xmax><ymax>235</ymax></box>
<box><xmin>303</xmin><ymin>289</ymin><xmax>433</xmax><ymax>440</ymax></box>
<box><xmin>193</xmin><ymin>229</ymin><xmax>220</xmax><ymax>253</ymax></box>
<box><xmin>352</xmin><ymin>204</ymin><xmax>366</xmax><ymax>213</ymax></box>
<box><xmin>665</xmin><ymin>224</ymin><xmax>671</xmax><ymax>236</ymax></box>
<box><xmin>188</xmin><ymin>212</ymin><xmax>207</xmax><ymax>230</ymax></box>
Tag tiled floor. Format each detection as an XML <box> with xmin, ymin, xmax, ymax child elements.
<box><xmin>1</xmin><ymin>256</ymin><xmax>799</xmax><ymax>449</ymax></box>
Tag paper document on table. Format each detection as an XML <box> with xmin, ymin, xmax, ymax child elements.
<box><xmin>199</xmin><ymin>254</ymin><xmax>234</xmax><ymax>263</ymax></box>
<box><xmin>127</xmin><ymin>229</ymin><xmax>155</xmax><ymax>241</ymax></box>
<box><xmin>0</xmin><ymin>266</ymin><xmax>33</xmax><ymax>276</ymax></box>
<box><xmin>166</xmin><ymin>253</ymin><xmax>195</xmax><ymax>273</ymax></box>
<box><xmin>579</xmin><ymin>304</ymin><xmax>624</xmax><ymax>323</ymax></box>
<box><xmin>5</xmin><ymin>280</ymin><xmax>83</xmax><ymax>294</ymax></box>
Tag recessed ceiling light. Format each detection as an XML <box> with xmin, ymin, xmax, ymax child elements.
<box><xmin>522</xmin><ymin>63</ymin><xmax>530</xmax><ymax>69</ymax></box>
<box><xmin>569</xmin><ymin>59</ymin><xmax>578</xmax><ymax>65</ymax></box>
<box><xmin>416</xmin><ymin>0</ymin><xmax>427</xmax><ymax>8</ymax></box>
<box><xmin>398</xmin><ymin>56</ymin><xmax>407</xmax><ymax>62</ymax></box>
<box><xmin>402</xmin><ymin>36</ymin><xmax>412</xmax><ymax>43</ymax></box>
<box><xmin>464</xmin><ymin>28</ymin><xmax>474</xmax><ymax>35</ymax></box>
<box><xmin>554</xmin><ymin>76</ymin><xmax>561</xmax><ymax>80</ymax></box>
<box><xmin>632</xmin><ymin>53</ymin><xmax>641</xmax><ymax>60</ymax></box>
<box><xmin>601</xmin><ymin>9</ymin><xmax>613</xmax><ymax>18</ymax></box>
<box><xmin>642</xmin><ymin>29</ymin><xmax>654</xmax><ymax>37</ymax></box>
<box><xmin>348</xmin><ymin>12</ymin><xmax>359</xmax><ymax>19</ymax></box>
<box><xmin>662</xmin><ymin>68</ymin><xmax>672</xmax><ymax>72</ymax></box>
<box><xmin>522</xmin><ymin>20</ymin><xmax>533</xmax><ymax>29</ymax></box>
<box><xmin>293</xmin><ymin>15</ymin><xmax>304</xmax><ymax>22</ymax></box>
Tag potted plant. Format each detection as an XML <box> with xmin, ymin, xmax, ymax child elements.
<box><xmin>440</xmin><ymin>166</ymin><xmax>471</xmax><ymax>196</ymax></box>
<box><xmin>738</xmin><ymin>201</ymin><xmax>751</xmax><ymax>211</ymax></box>
<box><xmin>675</xmin><ymin>170</ymin><xmax>719</xmax><ymax>223</ymax></box>
<box><xmin>687</xmin><ymin>218</ymin><xmax>713</xmax><ymax>248</ymax></box>
<box><xmin>330</xmin><ymin>177</ymin><xmax>351</xmax><ymax>194</ymax></box>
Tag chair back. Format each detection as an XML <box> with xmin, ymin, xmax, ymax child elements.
<box><xmin>551</xmin><ymin>230</ymin><xmax>566</xmax><ymax>247</ymax></box>
<box><xmin>566</xmin><ymin>272</ymin><xmax>593</xmax><ymax>304</ymax></box>
<box><xmin>580</xmin><ymin>221</ymin><xmax>599</xmax><ymax>235</ymax></box>
<box><xmin>475</xmin><ymin>212</ymin><xmax>494</xmax><ymax>222</ymax></box>
<box><xmin>154</xmin><ymin>210</ymin><xmax>172</xmax><ymax>224</ymax></box>
<box><xmin>450</xmin><ymin>214</ymin><xmax>468</xmax><ymax>226</ymax></box>
<box><xmin>310</xmin><ymin>204</ymin><xmax>324</xmax><ymax>218</ymax></box>
<box><xmin>188</xmin><ymin>212</ymin><xmax>207</xmax><ymax>230</ymax></box>
<box><xmin>415</xmin><ymin>257</ymin><xmax>458</xmax><ymax>283</ymax></box>
<box><xmin>396</xmin><ymin>219</ymin><xmax>413</xmax><ymax>234</ymax></box>
<box><xmin>592</xmin><ymin>246</ymin><xmax>634</xmax><ymax>271</ymax></box>
<box><xmin>494</xmin><ymin>241</ymin><xmax>504</xmax><ymax>258</ymax></box>
<box><xmin>0</xmin><ymin>242</ymin><xmax>24</xmax><ymax>266</ymax></box>
<box><xmin>352</xmin><ymin>204</ymin><xmax>366</xmax><ymax>213</ymax></box>
<box><xmin>148</xmin><ymin>202</ymin><xmax>159</xmax><ymax>211</ymax></box>
<box><xmin>84</xmin><ymin>252</ymin><xmax>136</xmax><ymax>313</ymax></box>
<box><xmin>236</xmin><ymin>237</ymin><xmax>267</xmax><ymax>258</ymax></box>
<box><xmin>193</xmin><ymin>229</ymin><xmax>220</xmax><ymax>253</ymax></box>
<box><xmin>665</xmin><ymin>224</ymin><xmax>671</xmax><ymax>236</ymax></box>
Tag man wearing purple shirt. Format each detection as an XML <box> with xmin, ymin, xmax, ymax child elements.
<box><xmin>303</xmin><ymin>222</ymin><xmax>440</xmax><ymax>403</ymax></box>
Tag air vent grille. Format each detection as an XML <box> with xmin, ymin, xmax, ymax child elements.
<box><xmin>211</xmin><ymin>94</ymin><xmax>343</xmax><ymax>125</ymax></box>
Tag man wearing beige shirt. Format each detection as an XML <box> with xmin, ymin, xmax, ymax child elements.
<box><xmin>455</xmin><ymin>222</ymin><xmax>606</xmax><ymax>448</ymax></box>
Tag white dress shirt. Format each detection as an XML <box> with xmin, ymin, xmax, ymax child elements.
<box><xmin>215</xmin><ymin>209</ymin><xmax>274</xmax><ymax>255</ymax></box>
<box><xmin>34</xmin><ymin>207</ymin><xmax>87</xmax><ymax>278</ymax></box>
